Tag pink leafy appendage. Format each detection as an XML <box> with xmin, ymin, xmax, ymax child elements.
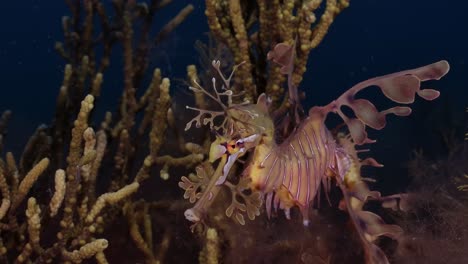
<box><xmin>324</xmin><ymin>60</ymin><xmax>449</xmax><ymax>145</ymax></box>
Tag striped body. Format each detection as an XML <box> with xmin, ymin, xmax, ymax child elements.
<box><xmin>247</xmin><ymin>107</ymin><xmax>340</xmax><ymax>222</ymax></box>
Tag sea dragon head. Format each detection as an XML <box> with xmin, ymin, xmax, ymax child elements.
<box><xmin>207</xmin><ymin>94</ymin><xmax>273</xmax><ymax>185</ymax></box>
<box><xmin>185</xmin><ymin>60</ymin><xmax>275</xmax><ymax>184</ymax></box>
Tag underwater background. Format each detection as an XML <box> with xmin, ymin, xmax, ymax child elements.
<box><xmin>1</xmin><ymin>0</ymin><xmax>466</xmax><ymax>165</ymax></box>
<box><xmin>0</xmin><ymin>0</ymin><xmax>466</xmax><ymax>263</ymax></box>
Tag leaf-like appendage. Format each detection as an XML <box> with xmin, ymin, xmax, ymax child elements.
<box><xmin>416</xmin><ymin>89</ymin><xmax>440</xmax><ymax>101</ymax></box>
<box><xmin>267</xmin><ymin>42</ymin><xmax>294</xmax><ymax>74</ymax></box>
<box><xmin>178</xmin><ymin>165</ymin><xmax>211</xmax><ymax>203</ymax></box>
<box><xmin>356</xmin><ymin>211</ymin><xmax>403</xmax><ymax>241</ymax></box>
<box><xmin>328</xmin><ymin>60</ymin><xmax>450</xmax><ymax>145</ymax></box>
<box><xmin>350</xmin><ymin>99</ymin><xmax>385</xmax><ymax>130</ymax></box>
<box><xmin>184</xmin><ymin>107</ymin><xmax>225</xmax><ymax>131</ymax></box>
<box><xmin>378</xmin><ymin>75</ymin><xmax>420</xmax><ymax>104</ymax></box>
<box><xmin>345</xmin><ymin>118</ymin><xmax>368</xmax><ymax>145</ymax></box>
<box><xmin>380</xmin><ymin>193</ymin><xmax>412</xmax><ymax>212</ymax></box>
<box><xmin>341</xmin><ymin>185</ymin><xmax>403</xmax><ymax>264</ymax></box>
<box><xmin>336</xmin><ymin>132</ymin><xmax>405</xmax><ymax>264</ymax></box>
<box><xmin>184</xmin><ymin>60</ymin><xmax>248</xmax><ymax>134</ymax></box>
<box><xmin>225</xmin><ymin>177</ymin><xmax>262</xmax><ymax>225</ymax></box>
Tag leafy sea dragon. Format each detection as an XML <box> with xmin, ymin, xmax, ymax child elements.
<box><xmin>179</xmin><ymin>47</ymin><xmax>450</xmax><ymax>263</ymax></box>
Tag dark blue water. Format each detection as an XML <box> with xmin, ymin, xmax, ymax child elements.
<box><xmin>0</xmin><ymin>0</ymin><xmax>465</xmax><ymax>185</ymax></box>
<box><xmin>0</xmin><ymin>2</ymin><xmax>465</xmax><ymax>116</ymax></box>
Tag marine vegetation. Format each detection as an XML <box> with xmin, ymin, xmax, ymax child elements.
<box><xmin>0</xmin><ymin>0</ymin><xmax>461</xmax><ymax>263</ymax></box>
<box><xmin>388</xmin><ymin>107</ymin><xmax>468</xmax><ymax>264</ymax></box>
<box><xmin>0</xmin><ymin>0</ymin><xmax>196</xmax><ymax>263</ymax></box>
